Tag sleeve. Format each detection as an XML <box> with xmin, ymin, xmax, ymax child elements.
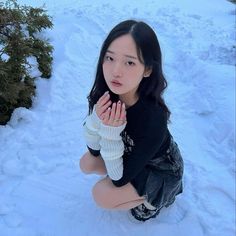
<box><xmin>83</xmin><ymin>107</ymin><xmax>101</xmax><ymax>151</ymax></box>
<box><xmin>112</xmin><ymin>110</ymin><xmax>168</xmax><ymax>187</ymax></box>
<box><xmin>98</xmin><ymin>122</ymin><xmax>126</xmax><ymax>181</ymax></box>
<box><xmin>87</xmin><ymin>146</ymin><xmax>101</xmax><ymax>157</ymax></box>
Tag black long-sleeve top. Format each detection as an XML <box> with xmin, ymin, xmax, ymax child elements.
<box><xmin>112</xmin><ymin>97</ymin><xmax>171</xmax><ymax>187</ymax></box>
<box><xmin>87</xmin><ymin>97</ymin><xmax>171</xmax><ymax>189</ymax></box>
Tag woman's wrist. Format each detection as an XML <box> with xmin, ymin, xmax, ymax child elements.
<box><xmin>98</xmin><ymin>122</ymin><xmax>126</xmax><ymax>141</ymax></box>
<box><xmin>90</xmin><ymin>107</ymin><xmax>101</xmax><ymax>129</ymax></box>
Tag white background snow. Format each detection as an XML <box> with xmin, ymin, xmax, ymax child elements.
<box><xmin>0</xmin><ymin>0</ymin><xmax>235</xmax><ymax>235</ymax></box>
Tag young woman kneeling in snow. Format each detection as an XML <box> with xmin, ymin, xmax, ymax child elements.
<box><xmin>80</xmin><ymin>20</ymin><xmax>184</xmax><ymax>222</ymax></box>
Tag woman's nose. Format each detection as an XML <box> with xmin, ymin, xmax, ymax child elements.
<box><xmin>112</xmin><ymin>62</ymin><xmax>123</xmax><ymax>77</ymax></box>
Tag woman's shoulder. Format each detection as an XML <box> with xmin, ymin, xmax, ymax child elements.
<box><xmin>127</xmin><ymin>97</ymin><xmax>168</xmax><ymax>132</ymax></box>
<box><xmin>128</xmin><ymin>97</ymin><xmax>165</xmax><ymax>113</ymax></box>
<box><xmin>141</xmin><ymin>97</ymin><xmax>167</xmax><ymax>120</ymax></box>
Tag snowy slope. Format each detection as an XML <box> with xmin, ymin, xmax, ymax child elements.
<box><xmin>0</xmin><ymin>0</ymin><xmax>235</xmax><ymax>235</ymax></box>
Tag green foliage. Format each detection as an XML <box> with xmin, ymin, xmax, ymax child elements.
<box><xmin>228</xmin><ymin>0</ymin><xmax>236</xmax><ymax>4</ymax></box>
<box><xmin>0</xmin><ymin>0</ymin><xmax>53</xmax><ymax>125</ymax></box>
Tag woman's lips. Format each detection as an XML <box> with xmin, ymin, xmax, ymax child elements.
<box><xmin>111</xmin><ymin>80</ymin><xmax>122</xmax><ymax>87</ymax></box>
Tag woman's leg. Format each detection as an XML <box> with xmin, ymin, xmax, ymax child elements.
<box><xmin>80</xmin><ymin>152</ymin><xmax>107</xmax><ymax>175</ymax></box>
<box><xmin>92</xmin><ymin>177</ymin><xmax>145</xmax><ymax>210</ymax></box>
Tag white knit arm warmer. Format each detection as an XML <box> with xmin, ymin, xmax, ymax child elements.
<box><xmin>98</xmin><ymin>123</ymin><xmax>126</xmax><ymax>180</ymax></box>
<box><xmin>83</xmin><ymin>108</ymin><xmax>101</xmax><ymax>150</ymax></box>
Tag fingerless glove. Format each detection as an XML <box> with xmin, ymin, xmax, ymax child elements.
<box><xmin>99</xmin><ymin>122</ymin><xmax>126</xmax><ymax>180</ymax></box>
<box><xmin>83</xmin><ymin>108</ymin><xmax>101</xmax><ymax>151</ymax></box>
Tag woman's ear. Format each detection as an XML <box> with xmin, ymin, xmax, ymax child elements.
<box><xmin>143</xmin><ymin>67</ymin><xmax>152</xmax><ymax>77</ymax></box>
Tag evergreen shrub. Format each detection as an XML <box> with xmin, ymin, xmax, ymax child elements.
<box><xmin>0</xmin><ymin>0</ymin><xmax>53</xmax><ymax>125</ymax></box>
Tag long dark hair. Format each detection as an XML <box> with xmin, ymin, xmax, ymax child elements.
<box><xmin>87</xmin><ymin>20</ymin><xmax>171</xmax><ymax>120</ymax></box>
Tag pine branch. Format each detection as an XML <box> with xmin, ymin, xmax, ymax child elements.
<box><xmin>0</xmin><ymin>0</ymin><xmax>53</xmax><ymax>125</ymax></box>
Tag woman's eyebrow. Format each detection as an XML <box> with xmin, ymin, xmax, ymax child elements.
<box><xmin>125</xmin><ymin>54</ymin><xmax>138</xmax><ymax>60</ymax></box>
<box><xmin>106</xmin><ymin>49</ymin><xmax>138</xmax><ymax>60</ymax></box>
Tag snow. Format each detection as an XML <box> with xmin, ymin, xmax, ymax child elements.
<box><xmin>0</xmin><ymin>0</ymin><xmax>235</xmax><ymax>235</ymax></box>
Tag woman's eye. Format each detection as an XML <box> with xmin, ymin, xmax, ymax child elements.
<box><xmin>105</xmin><ymin>55</ymin><xmax>113</xmax><ymax>61</ymax></box>
<box><xmin>126</xmin><ymin>61</ymin><xmax>135</xmax><ymax>66</ymax></box>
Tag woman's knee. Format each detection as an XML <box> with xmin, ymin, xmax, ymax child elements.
<box><xmin>92</xmin><ymin>178</ymin><xmax>145</xmax><ymax>209</ymax></box>
<box><xmin>79</xmin><ymin>152</ymin><xmax>94</xmax><ymax>174</ymax></box>
<box><xmin>92</xmin><ymin>179</ymin><xmax>114</xmax><ymax>209</ymax></box>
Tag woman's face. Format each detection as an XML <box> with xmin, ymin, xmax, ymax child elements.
<box><xmin>102</xmin><ymin>34</ymin><xmax>150</xmax><ymax>100</ymax></box>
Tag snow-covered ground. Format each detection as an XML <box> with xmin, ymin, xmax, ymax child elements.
<box><xmin>0</xmin><ymin>0</ymin><xmax>235</xmax><ymax>235</ymax></box>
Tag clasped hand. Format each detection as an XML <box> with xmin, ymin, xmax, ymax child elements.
<box><xmin>95</xmin><ymin>91</ymin><xmax>127</xmax><ymax>127</ymax></box>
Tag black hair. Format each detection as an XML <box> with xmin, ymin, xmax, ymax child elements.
<box><xmin>87</xmin><ymin>19</ymin><xmax>171</xmax><ymax>120</ymax></box>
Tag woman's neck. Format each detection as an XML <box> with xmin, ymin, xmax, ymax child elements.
<box><xmin>119</xmin><ymin>93</ymin><xmax>139</xmax><ymax>108</ymax></box>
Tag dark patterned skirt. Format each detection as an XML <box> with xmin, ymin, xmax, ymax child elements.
<box><xmin>132</xmin><ymin>136</ymin><xmax>184</xmax><ymax>210</ymax></box>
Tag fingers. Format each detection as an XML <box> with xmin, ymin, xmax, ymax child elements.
<box><xmin>98</xmin><ymin>91</ymin><xmax>110</xmax><ymax>105</ymax></box>
<box><xmin>109</xmin><ymin>103</ymin><xmax>116</xmax><ymax>122</ymax></box>
<box><xmin>98</xmin><ymin>100</ymin><xmax>111</xmax><ymax>115</ymax></box>
<box><xmin>114</xmin><ymin>101</ymin><xmax>121</xmax><ymax>121</ymax></box>
<box><xmin>102</xmin><ymin>107</ymin><xmax>111</xmax><ymax>125</ymax></box>
<box><xmin>103</xmin><ymin>100</ymin><xmax>126</xmax><ymax>127</ymax></box>
<box><xmin>96</xmin><ymin>91</ymin><xmax>111</xmax><ymax>117</ymax></box>
<box><xmin>96</xmin><ymin>92</ymin><xmax>127</xmax><ymax>127</ymax></box>
<box><xmin>120</xmin><ymin>103</ymin><xmax>126</xmax><ymax>121</ymax></box>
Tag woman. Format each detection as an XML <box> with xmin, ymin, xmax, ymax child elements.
<box><xmin>80</xmin><ymin>20</ymin><xmax>184</xmax><ymax>222</ymax></box>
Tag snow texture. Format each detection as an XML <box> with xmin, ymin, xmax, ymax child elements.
<box><xmin>0</xmin><ymin>0</ymin><xmax>235</xmax><ymax>235</ymax></box>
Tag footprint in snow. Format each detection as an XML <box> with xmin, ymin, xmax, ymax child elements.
<box><xmin>2</xmin><ymin>211</ymin><xmax>22</xmax><ymax>228</ymax></box>
<box><xmin>199</xmin><ymin>186</ymin><xmax>234</xmax><ymax>217</ymax></box>
<box><xmin>158</xmin><ymin>203</ymin><xmax>187</xmax><ymax>224</ymax></box>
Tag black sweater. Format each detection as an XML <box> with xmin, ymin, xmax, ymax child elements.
<box><xmin>87</xmin><ymin>97</ymin><xmax>171</xmax><ymax>188</ymax></box>
<box><xmin>112</xmin><ymin>97</ymin><xmax>171</xmax><ymax>187</ymax></box>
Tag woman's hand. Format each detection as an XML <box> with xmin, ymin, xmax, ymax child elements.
<box><xmin>95</xmin><ymin>91</ymin><xmax>112</xmax><ymax>118</ymax></box>
<box><xmin>102</xmin><ymin>101</ymin><xmax>126</xmax><ymax>127</ymax></box>
<box><xmin>95</xmin><ymin>91</ymin><xmax>126</xmax><ymax>127</ymax></box>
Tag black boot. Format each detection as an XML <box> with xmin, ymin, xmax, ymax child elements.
<box><xmin>130</xmin><ymin>203</ymin><xmax>160</xmax><ymax>222</ymax></box>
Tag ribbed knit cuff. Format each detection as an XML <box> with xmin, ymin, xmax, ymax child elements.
<box><xmin>86</xmin><ymin>107</ymin><xmax>101</xmax><ymax>131</ymax></box>
<box><xmin>100</xmin><ymin>139</ymin><xmax>124</xmax><ymax>160</ymax></box>
<box><xmin>98</xmin><ymin>123</ymin><xmax>126</xmax><ymax>140</ymax></box>
<box><xmin>104</xmin><ymin>158</ymin><xmax>123</xmax><ymax>180</ymax></box>
<box><xmin>91</xmin><ymin>107</ymin><xmax>101</xmax><ymax>129</ymax></box>
<box><xmin>86</xmin><ymin>139</ymin><xmax>101</xmax><ymax>150</ymax></box>
<box><xmin>83</xmin><ymin>125</ymin><xmax>101</xmax><ymax>150</ymax></box>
